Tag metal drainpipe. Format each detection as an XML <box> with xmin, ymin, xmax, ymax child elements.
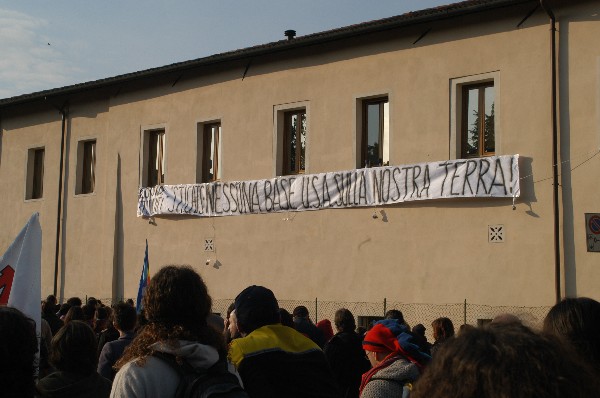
<box><xmin>54</xmin><ymin>108</ymin><xmax>67</xmax><ymax>297</ymax></box>
<box><xmin>539</xmin><ymin>0</ymin><xmax>561</xmax><ymax>303</ymax></box>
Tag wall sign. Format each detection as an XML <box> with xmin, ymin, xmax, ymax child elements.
<box><xmin>585</xmin><ymin>213</ymin><xmax>600</xmax><ymax>252</ymax></box>
<box><xmin>138</xmin><ymin>154</ymin><xmax>520</xmax><ymax>218</ymax></box>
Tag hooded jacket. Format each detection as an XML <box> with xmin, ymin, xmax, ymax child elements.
<box><xmin>359</xmin><ymin>356</ymin><xmax>419</xmax><ymax>398</ymax></box>
<box><xmin>110</xmin><ymin>340</ymin><xmax>220</xmax><ymax>398</ymax></box>
<box><xmin>229</xmin><ymin>324</ymin><xmax>340</xmax><ymax>398</ymax></box>
<box><xmin>36</xmin><ymin>371</ymin><xmax>112</xmax><ymax>398</ymax></box>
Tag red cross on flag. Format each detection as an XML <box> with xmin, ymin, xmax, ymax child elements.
<box><xmin>0</xmin><ymin>213</ymin><xmax>41</xmax><ymax>341</ymax></box>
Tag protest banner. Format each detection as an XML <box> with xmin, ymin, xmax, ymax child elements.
<box><xmin>138</xmin><ymin>155</ymin><xmax>520</xmax><ymax>218</ymax></box>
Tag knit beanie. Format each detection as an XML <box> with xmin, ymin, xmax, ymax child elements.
<box><xmin>234</xmin><ymin>285</ymin><xmax>279</xmax><ymax>333</ymax></box>
<box><xmin>316</xmin><ymin>319</ymin><xmax>334</xmax><ymax>342</ymax></box>
<box><xmin>363</xmin><ymin>320</ymin><xmax>402</xmax><ymax>353</ymax></box>
<box><xmin>363</xmin><ymin>319</ymin><xmax>431</xmax><ymax>369</ymax></box>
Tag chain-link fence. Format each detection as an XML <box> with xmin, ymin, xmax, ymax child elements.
<box><xmin>94</xmin><ymin>296</ymin><xmax>551</xmax><ymax>342</ymax></box>
<box><xmin>213</xmin><ymin>298</ymin><xmax>551</xmax><ymax>341</ymax></box>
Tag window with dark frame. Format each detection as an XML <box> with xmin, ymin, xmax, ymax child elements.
<box><xmin>202</xmin><ymin>123</ymin><xmax>221</xmax><ymax>183</ymax></box>
<box><xmin>283</xmin><ymin>109</ymin><xmax>306</xmax><ymax>175</ymax></box>
<box><xmin>362</xmin><ymin>97</ymin><xmax>389</xmax><ymax>168</ymax></box>
<box><xmin>357</xmin><ymin>316</ymin><xmax>384</xmax><ymax>329</ymax></box>
<box><xmin>147</xmin><ymin>130</ymin><xmax>165</xmax><ymax>187</ymax></box>
<box><xmin>26</xmin><ymin>147</ymin><xmax>44</xmax><ymax>200</ymax></box>
<box><xmin>461</xmin><ymin>82</ymin><xmax>495</xmax><ymax>158</ymax></box>
<box><xmin>80</xmin><ymin>140</ymin><xmax>96</xmax><ymax>194</ymax></box>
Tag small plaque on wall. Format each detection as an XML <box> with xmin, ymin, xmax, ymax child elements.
<box><xmin>585</xmin><ymin>213</ymin><xmax>600</xmax><ymax>252</ymax></box>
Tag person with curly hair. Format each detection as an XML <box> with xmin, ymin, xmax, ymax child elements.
<box><xmin>0</xmin><ymin>306</ymin><xmax>38</xmax><ymax>398</ymax></box>
<box><xmin>411</xmin><ymin>322</ymin><xmax>600</xmax><ymax>398</ymax></box>
<box><xmin>37</xmin><ymin>320</ymin><xmax>112</xmax><ymax>398</ymax></box>
<box><xmin>110</xmin><ymin>265</ymin><xmax>228</xmax><ymax>397</ymax></box>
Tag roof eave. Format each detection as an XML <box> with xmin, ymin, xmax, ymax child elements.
<box><xmin>0</xmin><ymin>0</ymin><xmax>533</xmax><ymax>109</ymax></box>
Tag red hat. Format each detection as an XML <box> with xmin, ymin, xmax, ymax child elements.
<box><xmin>362</xmin><ymin>320</ymin><xmax>431</xmax><ymax>372</ymax></box>
<box><xmin>362</xmin><ymin>322</ymin><xmax>400</xmax><ymax>353</ymax></box>
<box><xmin>317</xmin><ymin>319</ymin><xmax>334</xmax><ymax>342</ymax></box>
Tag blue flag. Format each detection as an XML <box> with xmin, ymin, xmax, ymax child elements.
<box><xmin>136</xmin><ymin>240</ymin><xmax>150</xmax><ymax>314</ymax></box>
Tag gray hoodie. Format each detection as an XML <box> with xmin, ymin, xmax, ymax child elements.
<box><xmin>110</xmin><ymin>340</ymin><xmax>220</xmax><ymax>398</ymax></box>
<box><xmin>360</xmin><ymin>357</ymin><xmax>419</xmax><ymax>398</ymax></box>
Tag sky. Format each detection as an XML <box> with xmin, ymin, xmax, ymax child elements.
<box><xmin>0</xmin><ymin>1</ymin><xmax>451</xmax><ymax>100</ymax></box>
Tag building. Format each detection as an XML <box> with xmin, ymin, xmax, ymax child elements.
<box><xmin>1</xmin><ymin>0</ymin><xmax>599</xmax><ymax>324</ymax></box>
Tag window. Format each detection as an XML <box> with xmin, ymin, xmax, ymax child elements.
<box><xmin>450</xmin><ymin>72</ymin><xmax>499</xmax><ymax>160</ymax></box>
<box><xmin>461</xmin><ymin>83</ymin><xmax>495</xmax><ymax>158</ymax></box>
<box><xmin>76</xmin><ymin>140</ymin><xmax>96</xmax><ymax>194</ymax></box>
<box><xmin>198</xmin><ymin>122</ymin><xmax>222</xmax><ymax>183</ymax></box>
<box><xmin>273</xmin><ymin>101</ymin><xmax>309</xmax><ymax>176</ymax></box>
<box><xmin>26</xmin><ymin>147</ymin><xmax>44</xmax><ymax>200</ymax></box>
<box><xmin>140</xmin><ymin>128</ymin><xmax>165</xmax><ymax>187</ymax></box>
<box><xmin>148</xmin><ymin>130</ymin><xmax>165</xmax><ymax>186</ymax></box>
<box><xmin>361</xmin><ymin>97</ymin><xmax>389</xmax><ymax>167</ymax></box>
<box><xmin>283</xmin><ymin>109</ymin><xmax>307</xmax><ymax>175</ymax></box>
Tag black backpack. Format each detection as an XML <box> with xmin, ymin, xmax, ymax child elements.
<box><xmin>152</xmin><ymin>352</ymin><xmax>249</xmax><ymax>398</ymax></box>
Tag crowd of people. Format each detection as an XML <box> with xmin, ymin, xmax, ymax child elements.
<box><xmin>1</xmin><ymin>264</ymin><xmax>600</xmax><ymax>397</ymax></box>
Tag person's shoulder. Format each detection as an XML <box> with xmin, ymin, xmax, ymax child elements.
<box><xmin>331</xmin><ymin>331</ymin><xmax>360</xmax><ymax>344</ymax></box>
<box><xmin>91</xmin><ymin>372</ymin><xmax>112</xmax><ymax>392</ymax></box>
<box><xmin>325</xmin><ymin>332</ymin><xmax>346</xmax><ymax>347</ymax></box>
<box><xmin>361</xmin><ymin>378</ymin><xmax>405</xmax><ymax>398</ymax></box>
<box><xmin>112</xmin><ymin>357</ymin><xmax>178</xmax><ymax>398</ymax></box>
<box><xmin>115</xmin><ymin>356</ymin><xmax>166</xmax><ymax>378</ymax></box>
<box><xmin>375</xmin><ymin>357</ymin><xmax>419</xmax><ymax>382</ymax></box>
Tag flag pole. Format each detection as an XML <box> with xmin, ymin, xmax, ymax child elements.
<box><xmin>136</xmin><ymin>240</ymin><xmax>150</xmax><ymax>314</ymax></box>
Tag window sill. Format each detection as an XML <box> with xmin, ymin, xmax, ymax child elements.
<box><xmin>24</xmin><ymin>197</ymin><xmax>44</xmax><ymax>203</ymax></box>
<box><xmin>74</xmin><ymin>192</ymin><xmax>97</xmax><ymax>198</ymax></box>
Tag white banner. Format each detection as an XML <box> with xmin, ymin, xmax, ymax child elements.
<box><xmin>138</xmin><ymin>155</ymin><xmax>520</xmax><ymax>218</ymax></box>
<box><xmin>0</xmin><ymin>212</ymin><xmax>42</xmax><ymax>340</ymax></box>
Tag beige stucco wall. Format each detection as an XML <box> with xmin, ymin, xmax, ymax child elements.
<box><xmin>1</xmin><ymin>2</ymin><xmax>598</xmax><ymax>312</ymax></box>
<box><xmin>558</xmin><ymin>3</ymin><xmax>600</xmax><ymax>298</ymax></box>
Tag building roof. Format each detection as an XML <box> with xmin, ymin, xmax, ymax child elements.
<box><xmin>0</xmin><ymin>0</ymin><xmax>534</xmax><ymax>108</ymax></box>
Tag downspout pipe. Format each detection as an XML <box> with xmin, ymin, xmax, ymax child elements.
<box><xmin>53</xmin><ymin>107</ymin><xmax>67</xmax><ymax>297</ymax></box>
<box><xmin>539</xmin><ymin>0</ymin><xmax>561</xmax><ymax>304</ymax></box>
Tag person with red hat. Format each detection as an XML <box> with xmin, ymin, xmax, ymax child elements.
<box><xmin>360</xmin><ymin>319</ymin><xmax>430</xmax><ymax>397</ymax></box>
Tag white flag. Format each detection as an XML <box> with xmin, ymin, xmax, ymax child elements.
<box><xmin>0</xmin><ymin>212</ymin><xmax>42</xmax><ymax>340</ymax></box>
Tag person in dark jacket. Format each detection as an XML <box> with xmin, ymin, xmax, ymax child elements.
<box><xmin>324</xmin><ymin>308</ymin><xmax>371</xmax><ymax>398</ymax></box>
<box><xmin>97</xmin><ymin>303</ymin><xmax>137</xmax><ymax>380</ymax></box>
<box><xmin>229</xmin><ymin>285</ymin><xmax>340</xmax><ymax>398</ymax></box>
<box><xmin>293</xmin><ymin>305</ymin><xmax>326</xmax><ymax>347</ymax></box>
<box><xmin>42</xmin><ymin>299</ymin><xmax>63</xmax><ymax>336</ymax></box>
<box><xmin>37</xmin><ymin>320</ymin><xmax>111</xmax><ymax>398</ymax></box>
<box><xmin>0</xmin><ymin>306</ymin><xmax>38</xmax><ymax>398</ymax></box>
<box><xmin>411</xmin><ymin>324</ymin><xmax>432</xmax><ymax>356</ymax></box>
